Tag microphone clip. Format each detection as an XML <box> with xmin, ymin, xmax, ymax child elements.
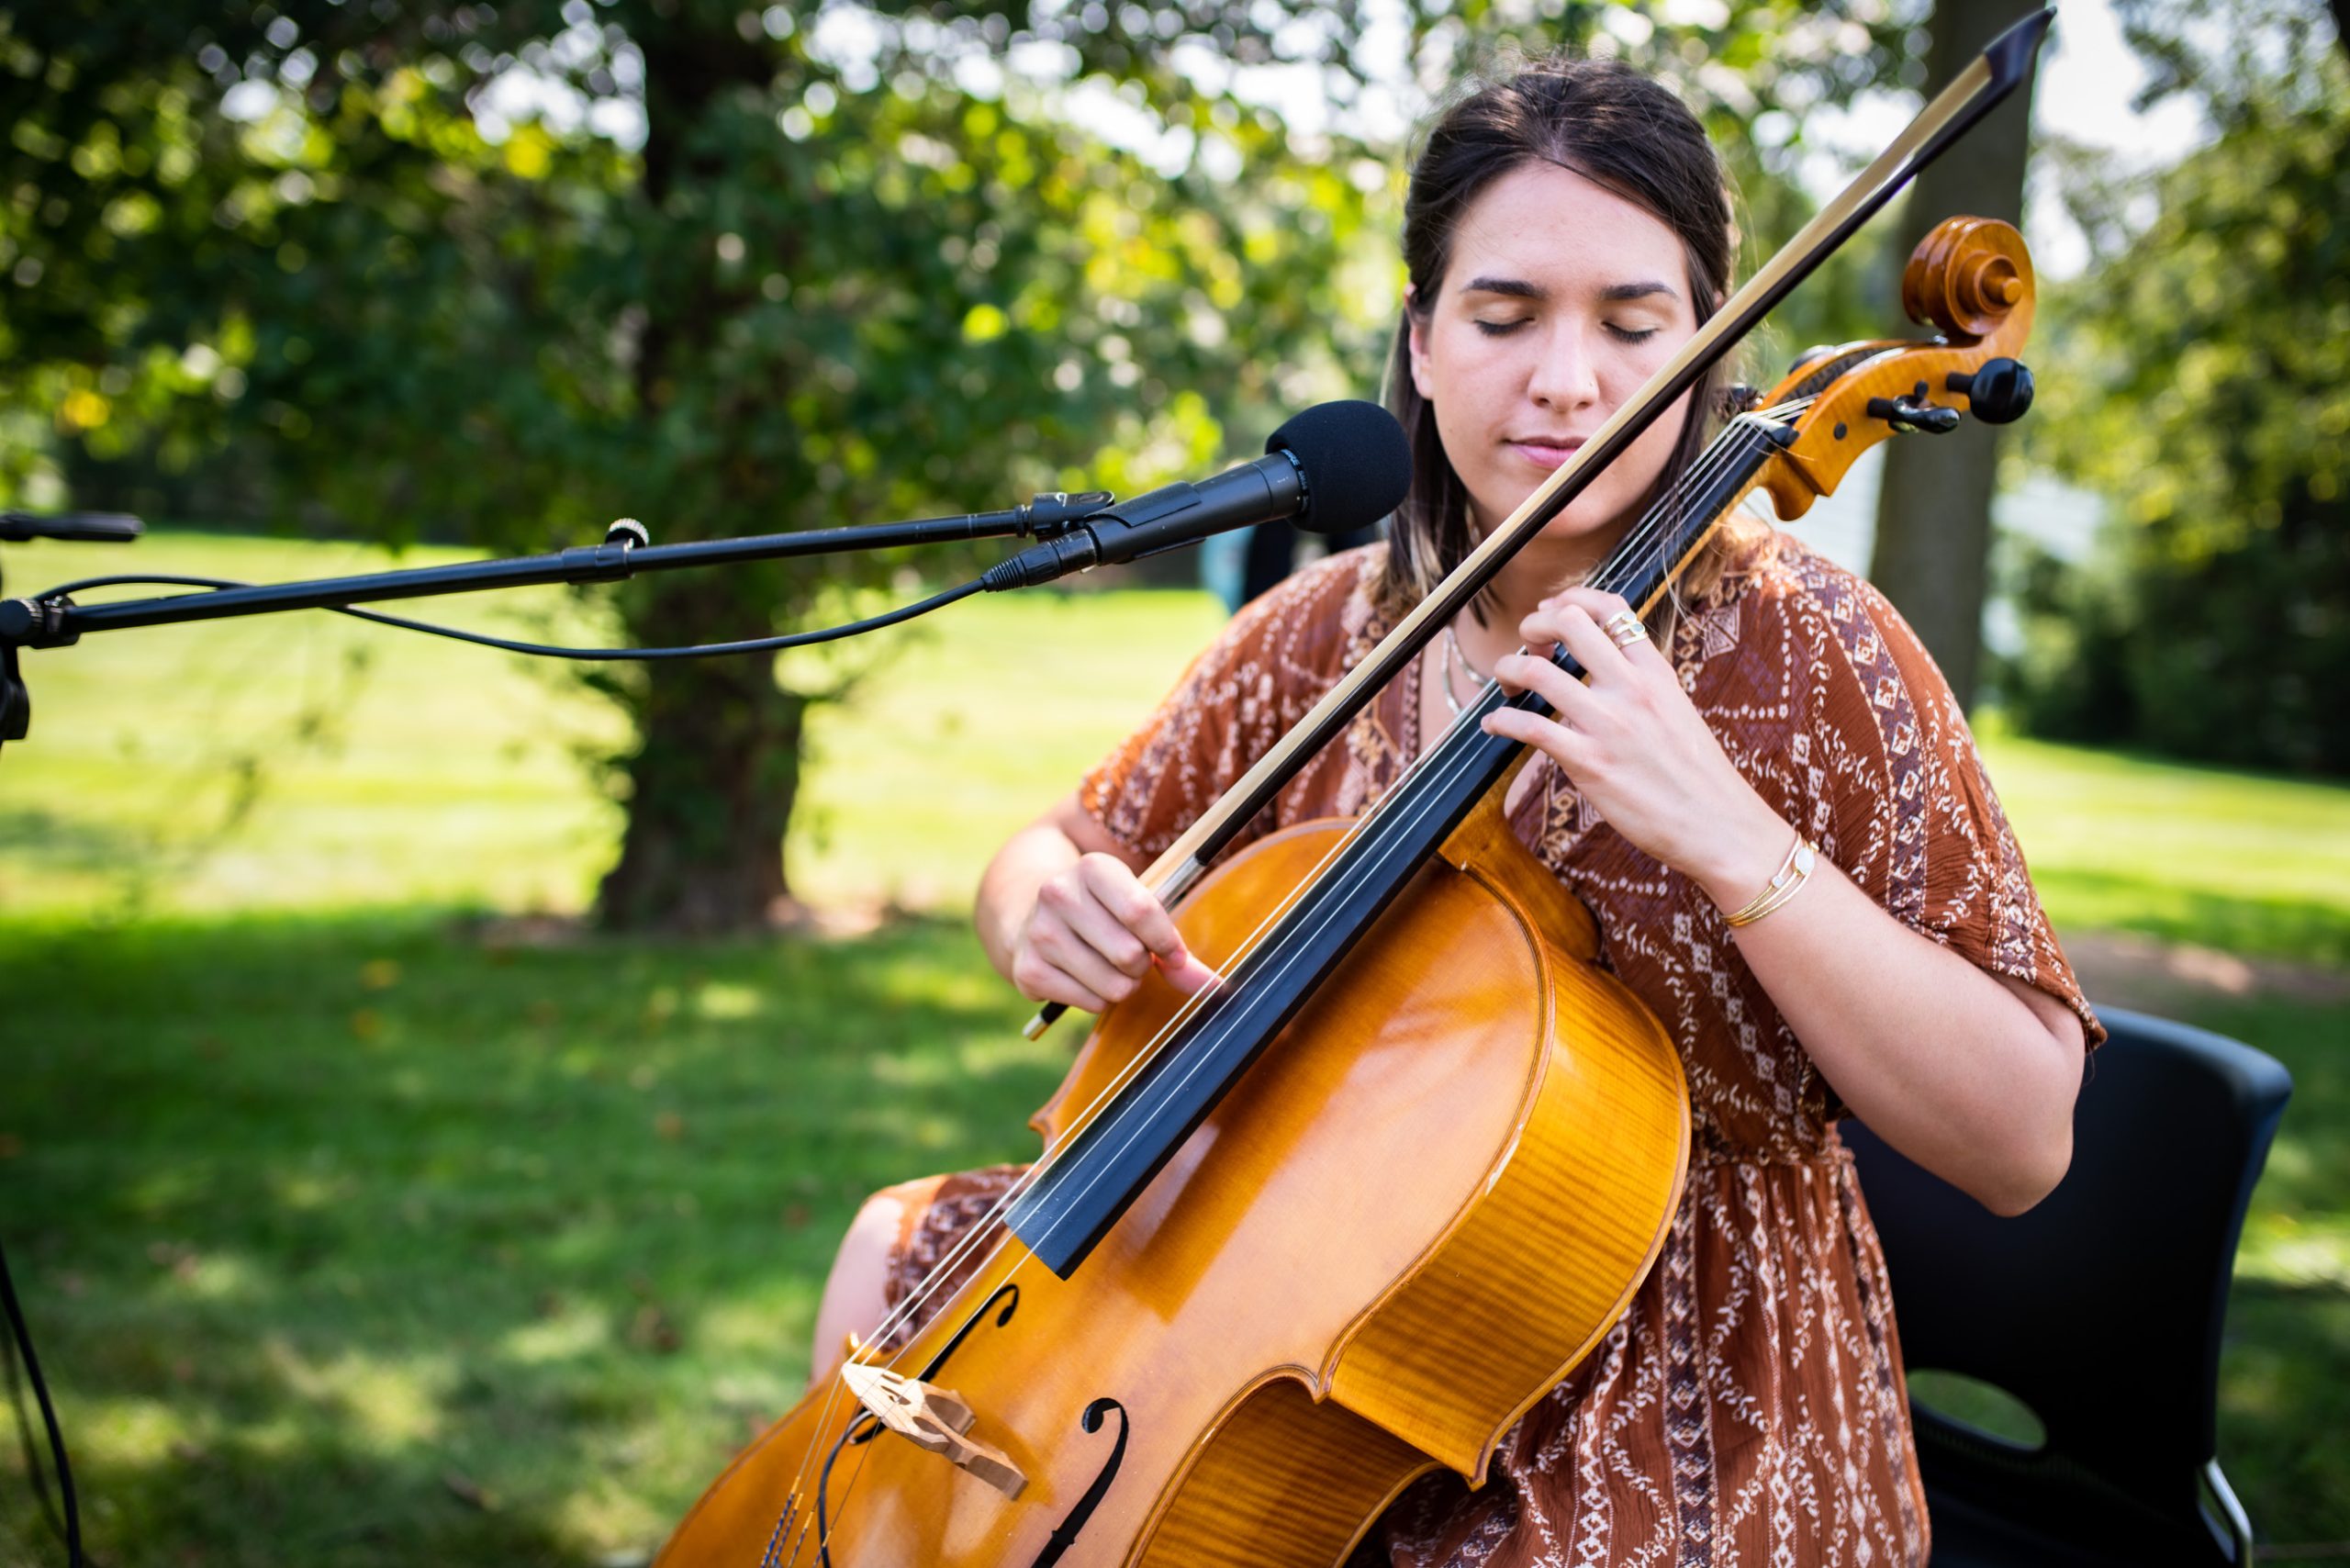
<box><xmin>1016</xmin><ymin>490</ymin><xmax>1116</xmax><ymax>539</ymax></box>
<box><xmin>980</xmin><ymin>447</ymin><xmax>1311</xmax><ymax>593</ymax></box>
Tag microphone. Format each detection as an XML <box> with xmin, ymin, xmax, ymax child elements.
<box><xmin>980</xmin><ymin>400</ymin><xmax>1410</xmax><ymax>591</ymax></box>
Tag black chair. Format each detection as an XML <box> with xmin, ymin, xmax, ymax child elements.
<box><xmin>1844</xmin><ymin>1006</ymin><xmax>2292</xmax><ymax>1566</ymax></box>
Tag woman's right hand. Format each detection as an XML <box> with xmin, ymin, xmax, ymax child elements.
<box><xmin>1007</xmin><ymin>852</ymin><xmax>1220</xmax><ymax>1013</ymax></box>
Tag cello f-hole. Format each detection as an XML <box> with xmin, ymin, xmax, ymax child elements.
<box><xmin>914</xmin><ymin>1282</ymin><xmax>1023</xmax><ymax>1383</ymax></box>
<box><xmin>1032</xmin><ymin>1397</ymin><xmax>1129</xmax><ymax>1568</ymax></box>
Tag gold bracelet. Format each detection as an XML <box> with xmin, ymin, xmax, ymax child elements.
<box><xmin>1723</xmin><ymin>835</ymin><xmax>1817</xmax><ymax>928</ymax></box>
<box><xmin>1721</xmin><ymin>834</ymin><xmax>1801</xmax><ymax>923</ymax></box>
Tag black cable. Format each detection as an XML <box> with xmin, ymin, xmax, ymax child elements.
<box><xmin>30</xmin><ymin>574</ymin><xmax>245</xmax><ymax>598</ymax></box>
<box><xmin>1</xmin><ymin>1283</ymin><xmax>65</xmax><ymax>1549</ymax></box>
<box><xmin>21</xmin><ymin>573</ymin><xmax>985</xmax><ymax>661</ymax></box>
<box><xmin>0</xmin><ymin>1234</ymin><xmax>81</xmax><ymax>1568</ymax></box>
<box><xmin>814</xmin><ymin>1414</ymin><xmax>879</xmax><ymax>1568</ymax></box>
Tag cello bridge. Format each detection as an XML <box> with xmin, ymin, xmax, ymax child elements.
<box><xmin>840</xmin><ymin>1361</ymin><xmax>1027</xmax><ymax>1500</ymax></box>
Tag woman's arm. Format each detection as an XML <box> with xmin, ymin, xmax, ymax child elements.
<box><xmin>1692</xmin><ymin>838</ymin><xmax>2083</xmax><ymax>1215</ymax></box>
<box><xmin>1484</xmin><ymin>588</ymin><xmax>2084</xmax><ymax>1216</ymax></box>
<box><xmin>976</xmin><ymin>791</ymin><xmax>1218</xmax><ymax>1014</ymax></box>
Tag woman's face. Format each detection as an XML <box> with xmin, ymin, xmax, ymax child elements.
<box><xmin>1408</xmin><ymin>161</ymin><xmax>1702</xmax><ymax>555</ymax></box>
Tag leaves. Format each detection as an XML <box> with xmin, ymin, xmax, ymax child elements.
<box><xmin>2</xmin><ymin>0</ymin><xmax>1933</xmax><ymax>920</ymax></box>
<box><xmin>2004</xmin><ymin>0</ymin><xmax>2349</xmax><ymax>774</ymax></box>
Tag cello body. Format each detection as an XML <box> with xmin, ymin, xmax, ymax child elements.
<box><xmin>656</xmin><ymin>801</ymin><xmax>1689</xmax><ymax>1566</ymax></box>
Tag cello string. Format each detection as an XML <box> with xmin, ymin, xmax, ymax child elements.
<box><xmin>1014</xmin><ymin>417</ymin><xmax>1792</xmax><ymax>1264</ymax></box>
<box><xmin>784</xmin><ymin>413</ymin><xmax>1796</xmax><ymax>1568</ymax></box>
<box><xmin>795</xmin><ymin>417</ymin><xmax>1799</xmax><ymax>1564</ymax></box>
<box><xmin>805</xmin><ymin>403</ymin><xmax>1796</xmax><ymax>1442</ymax></box>
<box><xmin>758</xmin><ymin>420</ymin><xmax>1774</xmax><ymax>1549</ymax></box>
<box><xmin>819</xmin><ymin>402</ymin><xmax>1792</xmax><ymax>1369</ymax></box>
<box><xmin>801</xmin><ymin>403</ymin><xmax>1797</xmax><ymax>1446</ymax></box>
<box><xmin>770</xmin><ymin>402</ymin><xmax>1801</xmax><ymax>1552</ymax></box>
<box><xmin>819</xmin><ymin>411</ymin><xmax>1793</xmax><ymax>1429</ymax></box>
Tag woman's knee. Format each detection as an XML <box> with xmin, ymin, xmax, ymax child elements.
<box><xmin>836</xmin><ymin>1176</ymin><xmax>941</xmax><ymax>1275</ymax></box>
<box><xmin>810</xmin><ymin>1177</ymin><xmax>943</xmax><ymax>1381</ymax></box>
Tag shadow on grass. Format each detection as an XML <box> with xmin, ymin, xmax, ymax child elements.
<box><xmin>2036</xmin><ymin>868</ymin><xmax>2350</xmax><ymax>970</ymax></box>
<box><xmin>2221</xmin><ymin>1280</ymin><xmax>2350</xmax><ymax>1544</ymax></box>
<box><xmin>1</xmin><ymin>910</ymin><xmax>1064</xmax><ymax>1566</ymax></box>
<box><xmin>0</xmin><ymin>808</ymin><xmax>149</xmax><ymax>876</ymax></box>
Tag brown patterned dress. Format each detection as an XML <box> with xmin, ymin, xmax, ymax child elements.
<box><xmin>881</xmin><ymin>532</ymin><xmax>2102</xmax><ymax>1567</ymax></box>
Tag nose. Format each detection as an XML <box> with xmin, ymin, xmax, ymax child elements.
<box><xmin>1527</xmin><ymin>320</ymin><xmax>1601</xmax><ymax>412</ymax></box>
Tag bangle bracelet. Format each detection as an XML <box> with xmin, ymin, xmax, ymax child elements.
<box><xmin>1721</xmin><ymin>834</ymin><xmax>1801</xmax><ymax>923</ymax></box>
<box><xmin>1723</xmin><ymin>834</ymin><xmax>1818</xmax><ymax>927</ymax></box>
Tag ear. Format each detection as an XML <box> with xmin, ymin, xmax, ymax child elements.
<box><xmin>1404</xmin><ymin>286</ymin><xmax>1435</xmax><ymax>405</ymax></box>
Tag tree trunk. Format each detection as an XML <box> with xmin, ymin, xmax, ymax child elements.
<box><xmin>1867</xmin><ymin>0</ymin><xmax>2041</xmax><ymax>711</ymax></box>
<box><xmin>596</xmin><ymin>574</ymin><xmax>807</xmax><ymax>934</ymax></box>
<box><xmin>592</xmin><ymin>15</ymin><xmax>802</xmax><ymax>935</ymax></box>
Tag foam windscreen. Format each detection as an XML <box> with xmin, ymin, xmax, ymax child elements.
<box><xmin>1265</xmin><ymin>400</ymin><xmax>1412</xmax><ymax>535</ymax></box>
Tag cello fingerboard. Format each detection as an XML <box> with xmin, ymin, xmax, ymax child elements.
<box><xmin>1007</xmin><ymin>419</ymin><xmax>1784</xmax><ymax>1278</ymax></box>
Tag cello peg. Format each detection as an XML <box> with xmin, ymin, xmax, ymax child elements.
<box><xmin>1944</xmin><ymin>357</ymin><xmax>2036</xmax><ymax>424</ymax></box>
<box><xmin>1865</xmin><ymin>395</ymin><xmax>1963</xmax><ymax>434</ymax></box>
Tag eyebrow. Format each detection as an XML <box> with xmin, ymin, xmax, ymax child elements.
<box><xmin>1459</xmin><ymin>275</ymin><xmax>1680</xmax><ymax>304</ymax></box>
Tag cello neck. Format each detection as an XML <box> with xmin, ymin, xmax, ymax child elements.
<box><xmin>1006</xmin><ymin>411</ymin><xmax>1792</xmax><ymax>1278</ymax></box>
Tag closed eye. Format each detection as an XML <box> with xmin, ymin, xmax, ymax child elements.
<box><xmin>1475</xmin><ymin>319</ymin><xmax>1661</xmax><ymax>342</ymax></box>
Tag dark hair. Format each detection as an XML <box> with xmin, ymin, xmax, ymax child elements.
<box><xmin>1377</xmin><ymin>56</ymin><xmax>1750</xmax><ymax>623</ymax></box>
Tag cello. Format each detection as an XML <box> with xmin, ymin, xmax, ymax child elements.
<box><xmin>658</xmin><ymin>18</ymin><xmax>2052</xmax><ymax>1562</ymax></box>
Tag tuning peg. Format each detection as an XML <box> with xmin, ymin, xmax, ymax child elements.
<box><xmin>1865</xmin><ymin>395</ymin><xmax>1963</xmax><ymax>434</ymax></box>
<box><xmin>1943</xmin><ymin>358</ymin><xmax>2034</xmax><ymax>424</ymax></box>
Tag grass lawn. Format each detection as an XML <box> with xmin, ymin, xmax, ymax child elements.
<box><xmin>2</xmin><ymin>912</ymin><xmax>1064</xmax><ymax>1564</ymax></box>
<box><xmin>6</xmin><ymin>917</ymin><xmax>2343</xmax><ymax>1564</ymax></box>
<box><xmin>3</xmin><ymin>529</ymin><xmax>2346</xmax><ymax>1562</ymax></box>
<box><xmin>1978</xmin><ymin>722</ymin><xmax>2350</xmax><ymax>970</ymax></box>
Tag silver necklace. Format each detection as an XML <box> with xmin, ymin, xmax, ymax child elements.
<box><xmin>1438</xmin><ymin>572</ymin><xmax>1587</xmax><ymax>717</ymax></box>
<box><xmin>1439</xmin><ymin>622</ymin><xmax>1484</xmax><ymax>717</ymax></box>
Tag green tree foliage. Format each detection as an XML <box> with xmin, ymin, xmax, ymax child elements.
<box><xmin>2004</xmin><ymin>0</ymin><xmax>2348</xmax><ymax>774</ymax></box>
<box><xmin>3</xmin><ymin>0</ymin><xmax>1398</xmax><ymax>930</ymax></box>
<box><xmin>1</xmin><ymin>1</ymin><xmax>1924</xmax><ymax>930</ymax></box>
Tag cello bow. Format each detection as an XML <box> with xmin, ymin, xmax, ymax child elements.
<box><xmin>1028</xmin><ymin>5</ymin><xmax>2055</xmax><ymax>1038</ymax></box>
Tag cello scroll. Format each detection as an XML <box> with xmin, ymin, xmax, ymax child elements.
<box><xmin>1754</xmin><ymin>214</ymin><xmax>2037</xmax><ymax>521</ymax></box>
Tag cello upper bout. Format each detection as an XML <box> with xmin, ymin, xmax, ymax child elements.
<box><xmin>1435</xmin><ymin>767</ymin><xmax>1601</xmax><ymax>964</ymax></box>
<box><xmin>1032</xmin><ymin>799</ymin><xmax>1604</xmax><ymax>1150</ymax></box>
<box><xmin>1028</xmin><ymin>820</ymin><xmax>1367</xmax><ymax>1149</ymax></box>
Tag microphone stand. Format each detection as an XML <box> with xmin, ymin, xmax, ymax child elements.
<box><xmin>0</xmin><ymin>490</ymin><xmax>1112</xmax><ymax>749</ymax></box>
<box><xmin>0</xmin><ymin>483</ymin><xmax>1115</xmax><ymax>1568</ymax></box>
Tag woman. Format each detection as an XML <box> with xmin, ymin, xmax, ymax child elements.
<box><xmin>812</xmin><ymin>58</ymin><xmax>2098</xmax><ymax>1566</ymax></box>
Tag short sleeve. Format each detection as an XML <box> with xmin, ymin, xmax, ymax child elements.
<box><xmin>1079</xmin><ymin>550</ymin><xmax>1369</xmax><ymax>861</ymax></box>
<box><xmin>1766</xmin><ymin>566</ymin><xmax>2105</xmax><ymax>1051</ymax></box>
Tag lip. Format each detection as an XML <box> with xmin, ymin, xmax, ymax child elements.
<box><xmin>1506</xmin><ymin>437</ymin><xmax>1586</xmax><ymax>471</ymax></box>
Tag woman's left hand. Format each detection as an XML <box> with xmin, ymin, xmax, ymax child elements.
<box><xmin>1480</xmin><ymin>586</ymin><xmax>1788</xmax><ymax>902</ymax></box>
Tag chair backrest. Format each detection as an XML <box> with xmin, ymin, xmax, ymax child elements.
<box><xmin>1844</xmin><ymin>1007</ymin><xmax>2290</xmax><ymax>1563</ymax></box>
